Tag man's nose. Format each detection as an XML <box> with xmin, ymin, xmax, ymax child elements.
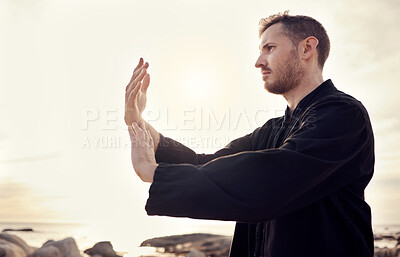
<box><xmin>255</xmin><ymin>55</ymin><xmax>266</xmax><ymax>68</ymax></box>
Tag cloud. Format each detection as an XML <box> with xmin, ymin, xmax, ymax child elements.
<box><xmin>0</xmin><ymin>151</ymin><xmax>61</xmax><ymax>164</ymax></box>
<box><xmin>325</xmin><ymin>0</ymin><xmax>400</xmax><ymax>112</ymax></box>
<box><xmin>0</xmin><ymin>178</ymin><xmax>61</xmax><ymax>222</ymax></box>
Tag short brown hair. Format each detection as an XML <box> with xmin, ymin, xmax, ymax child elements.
<box><xmin>259</xmin><ymin>11</ymin><xmax>330</xmax><ymax>69</ymax></box>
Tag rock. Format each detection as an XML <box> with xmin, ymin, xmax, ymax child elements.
<box><xmin>42</xmin><ymin>241</ymin><xmax>55</xmax><ymax>246</ymax></box>
<box><xmin>141</xmin><ymin>233</ymin><xmax>231</xmax><ymax>256</ymax></box>
<box><xmin>374</xmin><ymin>247</ymin><xmax>400</xmax><ymax>257</ymax></box>
<box><xmin>29</xmin><ymin>238</ymin><xmax>81</xmax><ymax>257</ymax></box>
<box><xmin>0</xmin><ymin>233</ymin><xmax>35</xmax><ymax>255</ymax></box>
<box><xmin>84</xmin><ymin>241</ymin><xmax>122</xmax><ymax>257</ymax></box>
<box><xmin>0</xmin><ymin>239</ymin><xmax>27</xmax><ymax>257</ymax></box>
<box><xmin>29</xmin><ymin>246</ymin><xmax>61</xmax><ymax>257</ymax></box>
<box><xmin>384</xmin><ymin>235</ymin><xmax>396</xmax><ymax>240</ymax></box>
<box><xmin>141</xmin><ymin>233</ymin><xmax>224</xmax><ymax>248</ymax></box>
<box><xmin>2</xmin><ymin>229</ymin><xmax>33</xmax><ymax>233</ymax></box>
<box><xmin>185</xmin><ymin>250</ymin><xmax>206</xmax><ymax>257</ymax></box>
<box><xmin>0</xmin><ymin>233</ymin><xmax>36</xmax><ymax>257</ymax></box>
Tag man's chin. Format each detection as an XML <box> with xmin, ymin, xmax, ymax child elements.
<box><xmin>264</xmin><ymin>83</ymin><xmax>285</xmax><ymax>95</ymax></box>
<box><xmin>264</xmin><ymin>83</ymin><xmax>276</xmax><ymax>94</ymax></box>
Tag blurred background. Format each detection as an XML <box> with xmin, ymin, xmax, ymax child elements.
<box><xmin>1</xmin><ymin>0</ymin><xmax>399</xmax><ymax>254</ymax></box>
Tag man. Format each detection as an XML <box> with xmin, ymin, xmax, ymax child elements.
<box><xmin>125</xmin><ymin>12</ymin><xmax>375</xmax><ymax>257</ymax></box>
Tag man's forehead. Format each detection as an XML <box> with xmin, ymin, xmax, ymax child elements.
<box><xmin>259</xmin><ymin>23</ymin><xmax>285</xmax><ymax>48</ymax></box>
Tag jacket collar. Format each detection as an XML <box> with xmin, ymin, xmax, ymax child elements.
<box><xmin>283</xmin><ymin>79</ymin><xmax>336</xmax><ymax>124</ymax></box>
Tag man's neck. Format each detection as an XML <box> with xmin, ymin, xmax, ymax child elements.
<box><xmin>283</xmin><ymin>73</ymin><xmax>324</xmax><ymax>113</ymax></box>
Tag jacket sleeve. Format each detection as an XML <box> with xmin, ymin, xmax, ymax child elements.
<box><xmin>155</xmin><ymin>130</ymin><xmax>254</xmax><ymax>165</ymax></box>
<box><xmin>146</xmin><ymin>100</ymin><xmax>374</xmax><ymax>223</ymax></box>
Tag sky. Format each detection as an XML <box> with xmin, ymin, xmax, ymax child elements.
<box><xmin>1</xmin><ymin>0</ymin><xmax>400</xmax><ymax>244</ymax></box>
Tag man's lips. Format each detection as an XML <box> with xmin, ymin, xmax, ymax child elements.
<box><xmin>261</xmin><ymin>70</ymin><xmax>271</xmax><ymax>81</ymax></box>
<box><xmin>261</xmin><ymin>68</ymin><xmax>272</xmax><ymax>75</ymax></box>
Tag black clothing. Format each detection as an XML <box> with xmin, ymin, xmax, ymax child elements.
<box><xmin>145</xmin><ymin>80</ymin><xmax>375</xmax><ymax>257</ymax></box>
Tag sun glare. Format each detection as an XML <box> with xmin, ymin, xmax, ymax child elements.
<box><xmin>183</xmin><ymin>73</ymin><xmax>211</xmax><ymax>99</ymax></box>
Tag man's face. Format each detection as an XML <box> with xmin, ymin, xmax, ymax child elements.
<box><xmin>255</xmin><ymin>23</ymin><xmax>304</xmax><ymax>95</ymax></box>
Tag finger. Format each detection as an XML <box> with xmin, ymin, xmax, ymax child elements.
<box><xmin>132</xmin><ymin>64</ymin><xmax>148</xmax><ymax>81</ymax></box>
<box><xmin>134</xmin><ymin>68</ymin><xmax>147</xmax><ymax>87</ymax></box>
<box><xmin>127</xmin><ymin>81</ymin><xmax>141</xmax><ymax>104</ymax></box>
<box><xmin>138</xmin><ymin>121</ymin><xmax>146</xmax><ymax>134</ymax></box>
<box><xmin>128</xmin><ymin>126</ymin><xmax>138</xmax><ymax>143</ymax></box>
<box><xmin>125</xmin><ymin>79</ymin><xmax>140</xmax><ymax>102</ymax></box>
<box><xmin>125</xmin><ymin>61</ymin><xmax>149</xmax><ymax>102</ymax></box>
<box><xmin>129</xmin><ymin>124</ymin><xmax>137</xmax><ymax>136</ymax></box>
<box><xmin>126</xmin><ymin>66</ymin><xmax>145</xmax><ymax>92</ymax></box>
<box><xmin>125</xmin><ymin>71</ymin><xmax>143</xmax><ymax>101</ymax></box>
<box><xmin>126</xmin><ymin>67</ymin><xmax>147</xmax><ymax>98</ymax></box>
<box><xmin>146</xmin><ymin>129</ymin><xmax>153</xmax><ymax>141</ymax></box>
<box><xmin>128</xmin><ymin>126</ymin><xmax>134</xmax><ymax>137</ymax></box>
<box><xmin>142</xmin><ymin>73</ymin><xmax>150</xmax><ymax>93</ymax></box>
<box><xmin>131</xmin><ymin>123</ymin><xmax>143</xmax><ymax>141</ymax></box>
<box><xmin>133</xmin><ymin>58</ymin><xmax>143</xmax><ymax>73</ymax></box>
<box><xmin>139</xmin><ymin>120</ymin><xmax>146</xmax><ymax>131</ymax></box>
<box><xmin>131</xmin><ymin>62</ymin><xmax>149</xmax><ymax>82</ymax></box>
<box><xmin>132</xmin><ymin>122</ymin><xmax>144</xmax><ymax>136</ymax></box>
<box><xmin>127</xmin><ymin>58</ymin><xmax>144</xmax><ymax>88</ymax></box>
<box><xmin>126</xmin><ymin>61</ymin><xmax>148</xmax><ymax>91</ymax></box>
<box><xmin>147</xmin><ymin>130</ymin><xmax>155</xmax><ymax>149</ymax></box>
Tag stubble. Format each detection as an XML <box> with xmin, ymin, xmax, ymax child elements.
<box><xmin>264</xmin><ymin>49</ymin><xmax>304</xmax><ymax>95</ymax></box>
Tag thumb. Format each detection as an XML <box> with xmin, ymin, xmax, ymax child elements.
<box><xmin>128</xmin><ymin>126</ymin><xmax>135</xmax><ymax>138</ymax></box>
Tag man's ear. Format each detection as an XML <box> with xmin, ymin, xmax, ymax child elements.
<box><xmin>300</xmin><ymin>36</ymin><xmax>319</xmax><ymax>61</ymax></box>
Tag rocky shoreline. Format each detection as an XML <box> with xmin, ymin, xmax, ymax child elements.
<box><xmin>1</xmin><ymin>231</ymin><xmax>400</xmax><ymax>257</ymax></box>
<box><xmin>0</xmin><ymin>233</ymin><xmax>122</xmax><ymax>257</ymax></box>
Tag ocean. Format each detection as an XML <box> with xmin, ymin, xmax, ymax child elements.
<box><xmin>1</xmin><ymin>222</ymin><xmax>399</xmax><ymax>256</ymax></box>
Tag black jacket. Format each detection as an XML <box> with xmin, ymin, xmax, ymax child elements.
<box><xmin>145</xmin><ymin>80</ymin><xmax>375</xmax><ymax>257</ymax></box>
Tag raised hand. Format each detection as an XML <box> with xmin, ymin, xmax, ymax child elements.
<box><xmin>125</xmin><ymin>58</ymin><xmax>150</xmax><ymax>126</ymax></box>
<box><xmin>128</xmin><ymin>121</ymin><xmax>158</xmax><ymax>183</ymax></box>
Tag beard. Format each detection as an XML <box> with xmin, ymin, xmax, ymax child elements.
<box><xmin>264</xmin><ymin>50</ymin><xmax>305</xmax><ymax>95</ymax></box>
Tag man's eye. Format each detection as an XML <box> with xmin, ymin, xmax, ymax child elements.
<box><xmin>268</xmin><ymin>46</ymin><xmax>275</xmax><ymax>51</ymax></box>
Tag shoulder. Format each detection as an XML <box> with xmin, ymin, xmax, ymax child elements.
<box><xmin>293</xmin><ymin>87</ymin><xmax>375</xmax><ymax>141</ymax></box>
<box><xmin>306</xmin><ymin>87</ymin><xmax>371</xmax><ymax>125</ymax></box>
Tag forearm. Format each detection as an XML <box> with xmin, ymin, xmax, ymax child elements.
<box><xmin>154</xmin><ymin>131</ymin><xmax>255</xmax><ymax>165</ymax></box>
<box><xmin>137</xmin><ymin>118</ymin><xmax>206</xmax><ymax>165</ymax></box>
<box><xmin>139</xmin><ymin>118</ymin><xmax>255</xmax><ymax>165</ymax></box>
